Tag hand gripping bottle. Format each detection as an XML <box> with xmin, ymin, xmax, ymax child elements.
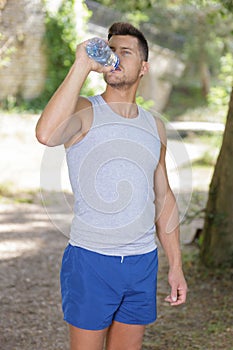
<box><xmin>85</xmin><ymin>37</ymin><xmax>119</xmax><ymax>69</ymax></box>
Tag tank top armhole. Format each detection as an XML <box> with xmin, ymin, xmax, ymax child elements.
<box><xmin>65</xmin><ymin>96</ymin><xmax>96</xmax><ymax>150</ymax></box>
<box><xmin>139</xmin><ymin>107</ymin><xmax>162</xmax><ymax>143</ymax></box>
<box><xmin>153</xmin><ymin>115</ymin><xmax>167</xmax><ymax>147</ymax></box>
<box><xmin>87</xmin><ymin>95</ymin><xmax>101</xmax><ymax>128</ymax></box>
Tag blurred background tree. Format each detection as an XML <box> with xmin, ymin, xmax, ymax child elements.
<box><xmin>200</xmin><ymin>0</ymin><xmax>233</xmax><ymax>267</ymax></box>
<box><xmin>1</xmin><ymin>0</ymin><xmax>232</xmax><ymax>116</ymax></box>
<box><xmin>200</xmin><ymin>85</ymin><xmax>233</xmax><ymax>267</ymax></box>
<box><xmin>40</xmin><ymin>0</ymin><xmax>94</xmax><ymax>108</ymax></box>
<box><xmin>95</xmin><ymin>0</ymin><xmax>233</xmax><ymax>109</ymax></box>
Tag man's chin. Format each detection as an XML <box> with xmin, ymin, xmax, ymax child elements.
<box><xmin>104</xmin><ymin>75</ymin><xmax>122</xmax><ymax>86</ymax></box>
<box><xmin>107</xmin><ymin>82</ymin><xmax>125</xmax><ymax>89</ymax></box>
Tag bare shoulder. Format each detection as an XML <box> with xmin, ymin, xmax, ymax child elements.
<box><xmin>154</xmin><ymin>115</ymin><xmax>167</xmax><ymax>147</ymax></box>
<box><xmin>75</xmin><ymin>96</ymin><xmax>93</xmax><ymax>126</ymax></box>
<box><xmin>75</xmin><ymin>96</ymin><xmax>92</xmax><ymax>113</ymax></box>
<box><xmin>64</xmin><ymin>96</ymin><xmax>93</xmax><ymax>148</ymax></box>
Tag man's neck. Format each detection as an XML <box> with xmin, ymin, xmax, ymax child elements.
<box><xmin>101</xmin><ymin>91</ymin><xmax>138</xmax><ymax>118</ymax></box>
<box><xmin>101</xmin><ymin>86</ymin><xmax>138</xmax><ymax>118</ymax></box>
<box><xmin>104</xmin><ymin>81</ymin><xmax>140</xmax><ymax>100</ymax></box>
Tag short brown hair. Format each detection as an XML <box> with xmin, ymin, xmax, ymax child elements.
<box><xmin>108</xmin><ymin>22</ymin><xmax>149</xmax><ymax>62</ymax></box>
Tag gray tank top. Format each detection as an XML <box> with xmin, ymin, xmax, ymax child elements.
<box><xmin>66</xmin><ymin>95</ymin><xmax>161</xmax><ymax>255</ymax></box>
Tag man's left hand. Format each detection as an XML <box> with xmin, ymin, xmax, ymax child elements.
<box><xmin>165</xmin><ymin>267</ymin><xmax>187</xmax><ymax>306</ymax></box>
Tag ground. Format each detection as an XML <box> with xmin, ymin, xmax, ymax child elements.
<box><xmin>0</xmin><ymin>113</ymin><xmax>232</xmax><ymax>349</ymax></box>
<box><xmin>0</xmin><ymin>195</ymin><xmax>232</xmax><ymax>350</ymax></box>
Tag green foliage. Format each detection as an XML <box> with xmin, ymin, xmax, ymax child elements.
<box><xmin>0</xmin><ymin>181</ymin><xmax>39</xmax><ymax>204</ymax></box>
<box><xmin>192</xmin><ymin>151</ymin><xmax>217</xmax><ymax>167</ymax></box>
<box><xmin>220</xmin><ymin>0</ymin><xmax>233</xmax><ymax>11</ymax></box>
<box><xmin>136</xmin><ymin>95</ymin><xmax>154</xmax><ymax>110</ymax></box>
<box><xmin>208</xmin><ymin>53</ymin><xmax>233</xmax><ymax>109</ymax></box>
<box><xmin>43</xmin><ymin>0</ymin><xmax>81</xmax><ymax>101</ymax></box>
<box><xmin>19</xmin><ymin>0</ymin><xmax>93</xmax><ymax>111</ymax></box>
<box><xmin>94</xmin><ymin>0</ymin><xmax>153</xmax><ymax>12</ymax></box>
<box><xmin>1</xmin><ymin>0</ymin><xmax>82</xmax><ymax>112</ymax></box>
<box><xmin>94</xmin><ymin>0</ymin><xmax>152</xmax><ymax>28</ymax></box>
<box><xmin>126</xmin><ymin>11</ymin><xmax>149</xmax><ymax>27</ymax></box>
<box><xmin>164</xmin><ymin>85</ymin><xmax>207</xmax><ymax>119</ymax></box>
<box><xmin>96</xmin><ymin>0</ymin><xmax>233</xmax><ymax>100</ymax></box>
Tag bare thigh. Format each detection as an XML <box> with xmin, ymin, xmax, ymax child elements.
<box><xmin>105</xmin><ymin>321</ymin><xmax>146</xmax><ymax>350</ymax></box>
<box><xmin>69</xmin><ymin>324</ymin><xmax>108</xmax><ymax>350</ymax></box>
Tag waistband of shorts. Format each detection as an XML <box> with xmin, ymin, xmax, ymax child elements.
<box><xmin>68</xmin><ymin>244</ymin><xmax>157</xmax><ymax>264</ymax></box>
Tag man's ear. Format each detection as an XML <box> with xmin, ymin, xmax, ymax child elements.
<box><xmin>140</xmin><ymin>61</ymin><xmax>149</xmax><ymax>78</ymax></box>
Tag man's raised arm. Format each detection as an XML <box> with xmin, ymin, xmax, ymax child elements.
<box><xmin>35</xmin><ymin>41</ymin><xmax>112</xmax><ymax>147</ymax></box>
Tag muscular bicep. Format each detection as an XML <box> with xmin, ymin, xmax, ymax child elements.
<box><xmin>64</xmin><ymin>96</ymin><xmax>92</xmax><ymax>147</ymax></box>
<box><xmin>154</xmin><ymin>144</ymin><xmax>170</xmax><ymax>199</ymax></box>
<box><xmin>153</xmin><ymin>117</ymin><xmax>173</xmax><ymax>218</ymax></box>
<box><xmin>154</xmin><ymin>117</ymin><xmax>170</xmax><ymax>196</ymax></box>
<box><xmin>154</xmin><ymin>118</ymin><xmax>179</xmax><ymax>233</ymax></box>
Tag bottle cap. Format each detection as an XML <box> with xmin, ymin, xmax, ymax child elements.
<box><xmin>113</xmin><ymin>56</ymin><xmax>120</xmax><ymax>69</ymax></box>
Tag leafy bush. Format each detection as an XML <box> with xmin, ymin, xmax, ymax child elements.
<box><xmin>42</xmin><ymin>0</ymin><xmax>92</xmax><ymax>104</ymax></box>
<box><xmin>1</xmin><ymin>0</ymin><xmax>93</xmax><ymax>112</ymax></box>
<box><xmin>207</xmin><ymin>53</ymin><xmax>233</xmax><ymax>109</ymax></box>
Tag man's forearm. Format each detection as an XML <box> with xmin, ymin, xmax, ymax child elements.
<box><xmin>156</xmin><ymin>189</ymin><xmax>183</xmax><ymax>269</ymax></box>
<box><xmin>156</xmin><ymin>227</ymin><xmax>182</xmax><ymax>269</ymax></box>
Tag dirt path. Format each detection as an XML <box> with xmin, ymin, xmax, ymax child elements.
<box><xmin>0</xmin><ymin>193</ymin><xmax>232</xmax><ymax>350</ymax></box>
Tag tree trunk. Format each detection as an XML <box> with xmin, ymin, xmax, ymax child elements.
<box><xmin>200</xmin><ymin>86</ymin><xmax>233</xmax><ymax>267</ymax></box>
<box><xmin>197</xmin><ymin>11</ymin><xmax>210</xmax><ymax>98</ymax></box>
<box><xmin>200</xmin><ymin>60</ymin><xmax>211</xmax><ymax>97</ymax></box>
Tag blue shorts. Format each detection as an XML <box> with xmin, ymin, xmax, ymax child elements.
<box><xmin>60</xmin><ymin>245</ymin><xmax>158</xmax><ymax>330</ymax></box>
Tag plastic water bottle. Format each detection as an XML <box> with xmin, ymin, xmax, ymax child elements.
<box><xmin>86</xmin><ymin>37</ymin><xmax>119</xmax><ymax>69</ymax></box>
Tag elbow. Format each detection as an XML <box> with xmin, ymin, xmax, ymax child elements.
<box><xmin>35</xmin><ymin>126</ymin><xmax>55</xmax><ymax>147</ymax></box>
<box><xmin>35</xmin><ymin>112</ymin><xmax>66</xmax><ymax>146</ymax></box>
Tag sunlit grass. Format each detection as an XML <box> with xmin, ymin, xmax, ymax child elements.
<box><xmin>0</xmin><ymin>182</ymin><xmax>40</xmax><ymax>204</ymax></box>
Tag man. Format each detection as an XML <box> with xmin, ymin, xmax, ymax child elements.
<box><xmin>36</xmin><ymin>22</ymin><xmax>187</xmax><ymax>350</ymax></box>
